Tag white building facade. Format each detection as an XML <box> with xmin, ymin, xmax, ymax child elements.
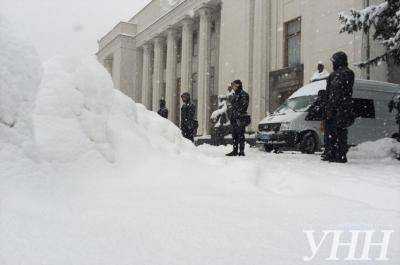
<box><xmin>97</xmin><ymin>0</ymin><xmax>395</xmax><ymax>135</ymax></box>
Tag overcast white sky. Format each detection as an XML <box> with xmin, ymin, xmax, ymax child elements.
<box><xmin>1</xmin><ymin>0</ymin><xmax>152</xmax><ymax>60</ymax></box>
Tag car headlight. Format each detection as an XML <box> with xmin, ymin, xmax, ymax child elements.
<box><xmin>280</xmin><ymin>122</ymin><xmax>291</xmax><ymax>131</ymax></box>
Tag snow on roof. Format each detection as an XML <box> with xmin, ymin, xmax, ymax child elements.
<box><xmin>355</xmin><ymin>79</ymin><xmax>400</xmax><ymax>94</ymax></box>
<box><xmin>289</xmin><ymin>80</ymin><xmax>327</xmax><ymax>99</ymax></box>
<box><xmin>289</xmin><ymin>79</ymin><xmax>400</xmax><ymax>100</ymax></box>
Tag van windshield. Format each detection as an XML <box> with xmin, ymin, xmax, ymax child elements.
<box><xmin>275</xmin><ymin>96</ymin><xmax>317</xmax><ymax>114</ymax></box>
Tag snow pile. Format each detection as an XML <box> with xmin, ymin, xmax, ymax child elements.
<box><xmin>349</xmin><ymin>138</ymin><xmax>400</xmax><ymax>160</ymax></box>
<box><xmin>0</xmin><ymin>12</ymin><xmax>191</xmax><ymax>166</ymax></box>
<box><xmin>0</xmin><ymin>16</ymin><xmax>42</xmax><ymax>153</ymax></box>
<box><xmin>33</xmin><ymin>56</ymin><xmax>116</xmax><ymax>162</ymax></box>
<box><xmin>33</xmin><ymin>55</ymin><xmax>191</xmax><ymax>164</ymax></box>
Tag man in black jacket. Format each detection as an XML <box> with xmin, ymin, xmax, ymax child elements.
<box><xmin>157</xmin><ymin>99</ymin><xmax>169</xmax><ymax>119</ymax></box>
<box><xmin>324</xmin><ymin>51</ymin><xmax>355</xmax><ymax>163</ymax></box>
<box><xmin>180</xmin><ymin>92</ymin><xmax>197</xmax><ymax>142</ymax></box>
<box><xmin>226</xmin><ymin>80</ymin><xmax>250</xmax><ymax>157</ymax></box>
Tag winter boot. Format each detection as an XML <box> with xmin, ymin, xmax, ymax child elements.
<box><xmin>333</xmin><ymin>154</ymin><xmax>348</xmax><ymax>163</ymax></box>
<box><xmin>226</xmin><ymin>151</ymin><xmax>238</xmax><ymax>157</ymax></box>
<box><xmin>321</xmin><ymin>150</ymin><xmax>334</xmax><ymax>162</ymax></box>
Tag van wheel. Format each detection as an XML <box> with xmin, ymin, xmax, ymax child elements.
<box><xmin>300</xmin><ymin>132</ymin><xmax>318</xmax><ymax>154</ymax></box>
<box><xmin>264</xmin><ymin>144</ymin><xmax>274</xmax><ymax>153</ymax></box>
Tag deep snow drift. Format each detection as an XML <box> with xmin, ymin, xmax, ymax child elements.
<box><xmin>0</xmin><ymin>13</ymin><xmax>399</xmax><ymax>265</ymax></box>
<box><xmin>0</xmin><ymin>15</ymin><xmax>42</xmax><ymax>155</ymax></box>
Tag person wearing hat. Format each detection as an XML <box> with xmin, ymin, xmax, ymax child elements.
<box><xmin>226</xmin><ymin>80</ymin><xmax>250</xmax><ymax>157</ymax></box>
<box><xmin>180</xmin><ymin>92</ymin><xmax>197</xmax><ymax>142</ymax></box>
<box><xmin>323</xmin><ymin>51</ymin><xmax>355</xmax><ymax>163</ymax></box>
<box><xmin>311</xmin><ymin>61</ymin><xmax>329</xmax><ymax>82</ymax></box>
<box><xmin>157</xmin><ymin>99</ymin><xmax>169</xmax><ymax>119</ymax></box>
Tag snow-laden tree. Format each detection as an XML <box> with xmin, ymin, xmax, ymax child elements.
<box><xmin>339</xmin><ymin>0</ymin><xmax>400</xmax><ymax>68</ymax></box>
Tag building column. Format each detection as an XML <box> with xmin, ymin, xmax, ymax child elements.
<box><xmin>251</xmin><ymin>0</ymin><xmax>270</xmax><ymax>131</ymax></box>
<box><xmin>180</xmin><ymin>17</ymin><xmax>194</xmax><ymax>106</ymax></box>
<box><xmin>142</xmin><ymin>43</ymin><xmax>152</xmax><ymax>109</ymax></box>
<box><xmin>153</xmin><ymin>37</ymin><xmax>165</xmax><ymax>111</ymax></box>
<box><xmin>197</xmin><ymin>7</ymin><xmax>212</xmax><ymax>135</ymax></box>
<box><xmin>166</xmin><ymin>29</ymin><xmax>178</xmax><ymax>124</ymax></box>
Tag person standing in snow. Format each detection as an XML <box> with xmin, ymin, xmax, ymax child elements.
<box><xmin>323</xmin><ymin>51</ymin><xmax>355</xmax><ymax>163</ymax></box>
<box><xmin>311</xmin><ymin>61</ymin><xmax>329</xmax><ymax>82</ymax></box>
<box><xmin>180</xmin><ymin>92</ymin><xmax>197</xmax><ymax>142</ymax></box>
<box><xmin>226</xmin><ymin>80</ymin><xmax>250</xmax><ymax>157</ymax></box>
<box><xmin>157</xmin><ymin>99</ymin><xmax>169</xmax><ymax>119</ymax></box>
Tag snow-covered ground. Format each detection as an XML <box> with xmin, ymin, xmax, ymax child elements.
<box><xmin>0</xmin><ymin>13</ymin><xmax>399</xmax><ymax>265</ymax></box>
<box><xmin>1</xmin><ymin>144</ymin><xmax>399</xmax><ymax>265</ymax></box>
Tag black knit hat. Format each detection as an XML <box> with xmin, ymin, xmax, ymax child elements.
<box><xmin>331</xmin><ymin>51</ymin><xmax>349</xmax><ymax>70</ymax></box>
<box><xmin>181</xmin><ymin>92</ymin><xmax>191</xmax><ymax>101</ymax></box>
<box><xmin>232</xmin><ymin>80</ymin><xmax>243</xmax><ymax>90</ymax></box>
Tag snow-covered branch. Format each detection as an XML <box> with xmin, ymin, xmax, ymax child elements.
<box><xmin>339</xmin><ymin>0</ymin><xmax>400</xmax><ymax>68</ymax></box>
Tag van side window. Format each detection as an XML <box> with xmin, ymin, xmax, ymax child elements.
<box><xmin>353</xmin><ymin>98</ymin><xmax>375</xmax><ymax>119</ymax></box>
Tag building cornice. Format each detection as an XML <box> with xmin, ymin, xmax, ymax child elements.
<box><xmin>96</xmin><ymin>34</ymin><xmax>136</xmax><ymax>57</ymax></box>
<box><xmin>97</xmin><ymin>0</ymin><xmax>220</xmax><ymax>55</ymax></box>
<box><xmin>98</xmin><ymin>22</ymin><xmax>137</xmax><ymax>51</ymax></box>
<box><xmin>134</xmin><ymin>0</ymin><xmax>220</xmax><ymax>46</ymax></box>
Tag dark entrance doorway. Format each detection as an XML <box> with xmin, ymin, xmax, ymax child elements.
<box><xmin>175</xmin><ymin>78</ymin><xmax>181</xmax><ymax>126</ymax></box>
<box><xmin>209</xmin><ymin>66</ymin><xmax>218</xmax><ymax>134</ymax></box>
<box><xmin>269</xmin><ymin>65</ymin><xmax>304</xmax><ymax>112</ymax></box>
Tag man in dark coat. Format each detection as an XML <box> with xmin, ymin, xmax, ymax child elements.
<box><xmin>226</xmin><ymin>80</ymin><xmax>250</xmax><ymax>157</ymax></box>
<box><xmin>157</xmin><ymin>99</ymin><xmax>169</xmax><ymax>119</ymax></box>
<box><xmin>324</xmin><ymin>51</ymin><xmax>355</xmax><ymax>163</ymax></box>
<box><xmin>180</xmin><ymin>92</ymin><xmax>197</xmax><ymax>142</ymax></box>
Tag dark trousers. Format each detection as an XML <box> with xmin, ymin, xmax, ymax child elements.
<box><xmin>232</xmin><ymin>120</ymin><xmax>245</xmax><ymax>153</ymax></box>
<box><xmin>325</xmin><ymin>118</ymin><xmax>348</xmax><ymax>162</ymax></box>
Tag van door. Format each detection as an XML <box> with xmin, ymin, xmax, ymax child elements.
<box><xmin>348</xmin><ymin>86</ymin><xmax>377</xmax><ymax>145</ymax></box>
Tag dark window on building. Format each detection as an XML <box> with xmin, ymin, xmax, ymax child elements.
<box><xmin>193</xmin><ymin>31</ymin><xmax>199</xmax><ymax>57</ymax></box>
<box><xmin>284</xmin><ymin>17</ymin><xmax>301</xmax><ymax>67</ymax></box>
<box><xmin>163</xmin><ymin>44</ymin><xmax>167</xmax><ymax>69</ymax></box>
<box><xmin>209</xmin><ymin>66</ymin><xmax>218</xmax><ymax>114</ymax></box>
<box><xmin>177</xmin><ymin>38</ymin><xmax>182</xmax><ymax>64</ymax></box>
<box><xmin>209</xmin><ymin>66</ymin><xmax>215</xmax><ymax>95</ymax></box>
<box><xmin>150</xmin><ymin>48</ymin><xmax>155</xmax><ymax>74</ymax></box>
<box><xmin>211</xmin><ymin>21</ymin><xmax>216</xmax><ymax>33</ymax></box>
<box><xmin>191</xmin><ymin>73</ymin><xmax>198</xmax><ymax>112</ymax></box>
<box><xmin>104</xmin><ymin>57</ymin><xmax>113</xmax><ymax>76</ymax></box>
<box><xmin>161</xmin><ymin>83</ymin><xmax>166</xmax><ymax>100</ymax></box>
<box><xmin>210</xmin><ymin>23</ymin><xmax>217</xmax><ymax>51</ymax></box>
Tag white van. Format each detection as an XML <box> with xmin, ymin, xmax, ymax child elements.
<box><xmin>257</xmin><ymin>79</ymin><xmax>400</xmax><ymax>153</ymax></box>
